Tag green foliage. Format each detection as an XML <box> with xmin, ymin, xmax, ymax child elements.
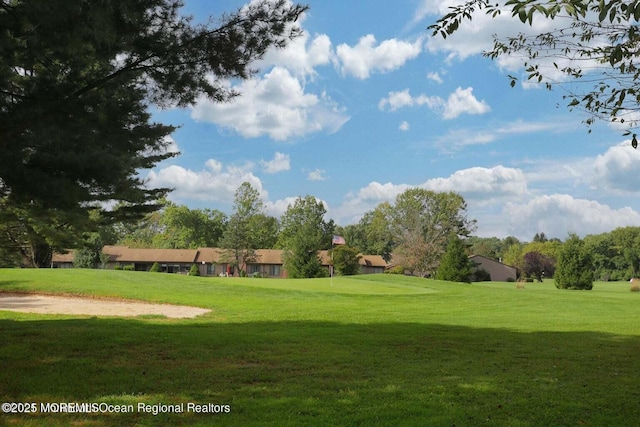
<box><xmin>472</xmin><ymin>268</ymin><xmax>492</xmax><ymax>282</ymax></box>
<box><xmin>279</xmin><ymin>195</ymin><xmax>334</xmax><ymax>279</ymax></box>
<box><xmin>0</xmin><ymin>197</ymin><xmax>94</xmax><ymax>267</ymax></box>
<box><xmin>122</xmin><ymin>264</ymin><xmax>135</xmax><ymax>271</ymax></box>
<box><xmin>220</xmin><ymin>182</ymin><xmax>270</xmax><ymax>276</ymax></box>
<box><xmin>390</xmin><ymin>188</ymin><xmax>475</xmax><ymax>277</ymax></box>
<box><xmin>72</xmin><ymin>249</ymin><xmax>96</xmax><ymax>269</ymax></box>
<box><xmin>277</xmin><ymin>195</ymin><xmax>335</xmax><ymax>250</ymax></box>
<box><xmin>385</xmin><ymin>266</ymin><xmax>405</xmax><ymax>274</ymax></box>
<box><xmin>152</xmin><ymin>203</ymin><xmax>227</xmax><ymax>249</ymax></box>
<box><xmin>283</xmin><ymin>240</ymin><xmax>325</xmax><ymax>279</ymax></box>
<box><xmin>502</xmin><ymin>242</ymin><xmax>524</xmax><ymax>273</ymax></box>
<box><xmin>583</xmin><ymin>227</ymin><xmax>640</xmax><ymax>281</ymax></box>
<box><xmin>150</xmin><ymin>262</ymin><xmax>161</xmax><ymax>273</ymax></box>
<box><xmin>436</xmin><ymin>236</ymin><xmax>473</xmax><ymax>283</ymax></box>
<box><xmin>0</xmin><ymin>0</ymin><xmax>307</xmax><ymax>260</ymax></box>
<box><xmin>332</xmin><ymin>245</ymin><xmax>362</xmax><ymax>276</ymax></box>
<box><xmin>523</xmin><ymin>251</ymin><xmax>555</xmax><ymax>282</ymax></box>
<box><xmin>555</xmin><ymin>234</ymin><xmax>594</xmax><ymax>290</ymax></box>
<box><xmin>430</xmin><ymin>0</ymin><xmax>640</xmax><ymax>140</ymax></box>
<box><xmin>248</xmin><ymin>214</ymin><xmax>279</xmax><ymax>249</ymax></box>
<box><xmin>338</xmin><ymin>202</ymin><xmax>395</xmax><ymax>262</ymax></box>
<box><xmin>188</xmin><ymin>264</ymin><xmax>200</xmax><ymax>276</ymax></box>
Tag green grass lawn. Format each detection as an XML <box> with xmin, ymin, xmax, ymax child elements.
<box><xmin>1</xmin><ymin>269</ymin><xmax>639</xmax><ymax>426</ymax></box>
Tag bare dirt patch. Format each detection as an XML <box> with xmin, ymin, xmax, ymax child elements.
<box><xmin>0</xmin><ymin>293</ymin><xmax>210</xmax><ymax>319</ymax></box>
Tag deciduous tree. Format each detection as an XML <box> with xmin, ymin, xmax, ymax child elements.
<box><xmin>389</xmin><ymin>188</ymin><xmax>475</xmax><ymax>277</ymax></box>
<box><xmin>220</xmin><ymin>182</ymin><xmax>265</xmax><ymax>276</ymax></box>
<box><xmin>152</xmin><ymin>203</ymin><xmax>227</xmax><ymax>249</ymax></box>
<box><xmin>523</xmin><ymin>251</ymin><xmax>555</xmax><ymax>282</ymax></box>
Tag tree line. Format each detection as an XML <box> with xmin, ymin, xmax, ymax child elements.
<box><xmin>0</xmin><ymin>181</ymin><xmax>473</xmax><ymax>277</ymax></box>
<box><xmin>4</xmin><ymin>179</ymin><xmax>638</xmax><ymax>286</ymax></box>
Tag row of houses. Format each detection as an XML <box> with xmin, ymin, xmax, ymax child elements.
<box><xmin>52</xmin><ymin>246</ymin><xmax>388</xmax><ymax>278</ymax></box>
<box><xmin>52</xmin><ymin>246</ymin><xmax>518</xmax><ymax>281</ymax></box>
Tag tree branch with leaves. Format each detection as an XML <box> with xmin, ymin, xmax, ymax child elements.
<box><xmin>430</xmin><ymin>0</ymin><xmax>640</xmax><ymax>146</ymax></box>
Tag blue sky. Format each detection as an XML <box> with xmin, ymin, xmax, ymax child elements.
<box><xmin>145</xmin><ymin>0</ymin><xmax>640</xmax><ymax>241</ymax></box>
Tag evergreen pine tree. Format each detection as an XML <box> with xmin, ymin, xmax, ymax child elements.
<box><xmin>436</xmin><ymin>236</ymin><xmax>473</xmax><ymax>282</ymax></box>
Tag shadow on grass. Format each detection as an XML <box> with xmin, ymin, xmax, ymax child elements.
<box><xmin>1</xmin><ymin>318</ymin><xmax>639</xmax><ymax>426</ymax></box>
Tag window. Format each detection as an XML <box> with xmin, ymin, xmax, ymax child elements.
<box><xmin>268</xmin><ymin>265</ymin><xmax>281</xmax><ymax>277</ymax></box>
<box><xmin>247</xmin><ymin>264</ymin><xmax>261</xmax><ymax>274</ymax></box>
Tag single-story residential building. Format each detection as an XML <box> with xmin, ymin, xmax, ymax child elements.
<box><xmin>359</xmin><ymin>254</ymin><xmax>387</xmax><ymax>274</ymax></box>
<box><xmin>52</xmin><ymin>246</ymin><xmax>389</xmax><ymax>278</ymax></box>
<box><xmin>468</xmin><ymin>255</ymin><xmax>517</xmax><ymax>282</ymax></box>
<box><xmin>103</xmin><ymin>245</ymin><xmax>198</xmax><ymax>273</ymax></box>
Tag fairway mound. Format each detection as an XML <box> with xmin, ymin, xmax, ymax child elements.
<box><xmin>0</xmin><ymin>293</ymin><xmax>210</xmax><ymax>319</ymax></box>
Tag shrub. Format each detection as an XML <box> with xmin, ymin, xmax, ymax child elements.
<box><xmin>73</xmin><ymin>248</ymin><xmax>96</xmax><ymax>269</ymax></box>
<box><xmin>555</xmin><ymin>234</ymin><xmax>594</xmax><ymax>290</ymax></box>
<box><xmin>150</xmin><ymin>262</ymin><xmax>160</xmax><ymax>272</ymax></box>
<box><xmin>385</xmin><ymin>266</ymin><xmax>405</xmax><ymax>275</ymax></box>
<box><xmin>123</xmin><ymin>264</ymin><xmax>135</xmax><ymax>271</ymax></box>
<box><xmin>188</xmin><ymin>264</ymin><xmax>200</xmax><ymax>276</ymax></box>
<box><xmin>506</xmin><ymin>277</ymin><xmax>516</xmax><ymax>283</ymax></box>
<box><xmin>113</xmin><ymin>263</ymin><xmax>123</xmax><ymax>270</ymax></box>
<box><xmin>471</xmin><ymin>268</ymin><xmax>491</xmax><ymax>282</ymax></box>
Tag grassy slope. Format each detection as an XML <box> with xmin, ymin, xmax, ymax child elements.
<box><xmin>1</xmin><ymin>270</ymin><xmax>639</xmax><ymax>426</ymax></box>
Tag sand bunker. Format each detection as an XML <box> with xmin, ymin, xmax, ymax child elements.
<box><xmin>0</xmin><ymin>293</ymin><xmax>210</xmax><ymax>319</ymax></box>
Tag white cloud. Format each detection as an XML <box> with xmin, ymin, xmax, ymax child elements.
<box><xmin>265</xmin><ymin>196</ymin><xmax>300</xmax><ymax>218</ymax></box>
<box><xmin>504</xmin><ymin>194</ymin><xmax>640</xmax><ymax>239</ymax></box>
<box><xmin>267</xmin><ymin>195</ymin><xmax>332</xmax><ymax>219</ymax></box>
<box><xmin>307</xmin><ymin>168</ymin><xmax>328</xmax><ymax>181</ymax></box>
<box><xmin>423</xmin><ymin>166</ymin><xmax>528</xmax><ymax>206</ymax></box>
<box><xmin>427</xmin><ymin>71</ymin><xmax>444</xmax><ymax>84</ymax></box>
<box><xmin>423</xmin><ymin>1</ymin><xmax>608</xmax><ymax>87</ymax></box>
<box><xmin>399</xmin><ymin>121</ymin><xmax>410</xmax><ymax>131</ymax></box>
<box><xmin>260</xmin><ymin>31</ymin><xmax>333</xmax><ymax>79</ymax></box>
<box><xmin>333</xmin><ymin>166</ymin><xmax>528</xmax><ymax>226</ymax></box>
<box><xmin>434</xmin><ymin>119</ymin><xmax>567</xmax><ymax>151</ymax></box>
<box><xmin>191</xmin><ymin>67</ymin><xmax>349</xmax><ymax>141</ymax></box>
<box><xmin>378</xmin><ymin>87</ymin><xmax>489</xmax><ymax>119</ymax></box>
<box><xmin>336</xmin><ymin>34</ymin><xmax>423</xmax><ymax>79</ymax></box>
<box><xmin>424</xmin><ymin>1</ymin><xmax>555</xmax><ymax>62</ymax></box>
<box><xmin>520</xmin><ymin>141</ymin><xmax>640</xmax><ymax>195</ymax></box>
<box><xmin>333</xmin><ymin>181</ymin><xmax>410</xmax><ymax>224</ymax></box>
<box><xmin>378</xmin><ymin>89</ymin><xmax>442</xmax><ymax>111</ymax></box>
<box><xmin>261</xmin><ymin>152</ymin><xmax>290</xmax><ymax>174</ymax></box>
<box><xmin>442</xmin><ymin>87</ymin><xmax>490</xmax><ymax>119</ymax></box>
<box><xmin>592</xmin><ymin>142</ymin><xmax>640</xmax><ymax>194</ymax></box>
<box><xmin>142</xmin><ymin>135</ymin><xmax>180</xmax><ymax>157</ymax></box>
<box><xmin>146</xmin><ymin>159</ymin><xmax>265</xmax><ymax>204</ymax></box>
